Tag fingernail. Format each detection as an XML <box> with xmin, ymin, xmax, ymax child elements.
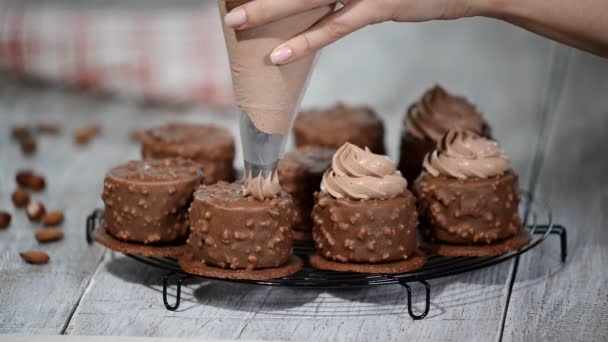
<box><xmin>270</xmin><ymin>46</ymin><xmax>293</xmax><ymax>64</ymax></box>
<box><xmin>224</xmin><ymin>8</ymin><xmax>247</xmax><ymax>28</ymax></box>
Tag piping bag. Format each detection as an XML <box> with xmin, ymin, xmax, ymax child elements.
<box><xmin>219</xmin><ymin>0</ymin><xmax>333</xmax><ymax>180</ymax></box>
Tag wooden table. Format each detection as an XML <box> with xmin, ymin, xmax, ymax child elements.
<box><xmin>1</xmin><ymin>19</ymin><xmax>607</xmax><ymax>341</ymax></box>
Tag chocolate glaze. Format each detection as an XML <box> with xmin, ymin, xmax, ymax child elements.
<box><xmin>294</xmin><ymin>104</ymin><xmax>385</xmax><ymax>154</ymax></box>
<box><xmin>140</xmin><ymin>123</ymin><xmax>235</xmax><ymax>184</ymax></box>
<box><xmin>187</xmin><ymin>181</ymin><xmax>295</xmax><ymax>270</ymax></box>
<box><xmin>312</xmin><ymin>191</ymin><xmax>418</xmax><ymax>263</ymax></box>
<box><xmin>277</xmin><ymin>147</ymin><xmax>334</xmax><ymax>239</ymax></box>
<box><xmin>414</xmin><ymin>172</ymin><xmax>522</xmax><ymax>244</ymax></box>
<box><xmin>101</xmin><ymin>159</ymin><xmax>203</xmax><ymax>244</ymax></box>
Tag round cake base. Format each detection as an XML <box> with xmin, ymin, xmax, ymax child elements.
<box><xmin>309</xmin><ymin>250</ymin><xmax>427</xmax><ymax>274</ymax></box>
<box><xmin>178</xmin><ymin>254</ymin><xmax>304</xmax><ymax>280</ymax></box>
<box><xmin>92</xmin><ymin>226</ymin><xmax>188</xmax><ymax>258</ymax></box>
<box><xmin>422</xmin><ymin>229</ymin><xmax>531</xmax><ymax>257</ymax></box>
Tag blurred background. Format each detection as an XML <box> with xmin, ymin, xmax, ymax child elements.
<box><xmin>0</xmin><ymin>0</ymin><xmax>555</xmax><ymax>169</ymax></box>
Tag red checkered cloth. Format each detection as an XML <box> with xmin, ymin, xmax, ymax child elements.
<box><xmin>0</xmin><ymin>4</ymin><xmax>234</xmax><ymax>106</ymax></box>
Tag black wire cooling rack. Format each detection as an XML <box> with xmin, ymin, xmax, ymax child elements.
<box><xmin>85</xmin><ymin>192</ymin><xmax>567</xmax><ymax>320</ymax></box>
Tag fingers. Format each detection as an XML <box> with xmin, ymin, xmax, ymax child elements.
<box><xmin>224</xmin><ymin>0</ymin><xmax>335</xmax><ymax>30</ymax></box>
<box><xmin>269</xmin><ymin>0</ymin><xmax>377</xmax><ymax>65</ymax></box>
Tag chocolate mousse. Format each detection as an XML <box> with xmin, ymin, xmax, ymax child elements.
<box><xmin>277</xmin><ymin>146</ymin><xmax>334</xmax><ymax>241</ymax></box>
<box><xmin>140</xmin><ymin>123</ymin><xmax>235</xmax><ymax>185</ymax></box>
<box><xmin>414</xmin><ymin>130</ymin><xmax>527</xmax><ymax>255</ymax></box>
<box><xmin>182</xmin><ymin>181</ymin><xmax>302</xmax><ymax>279</ymax></box>
<box><xmin>294</xmin><ymin>104</ymin><xmax>386</xmax><ymax>154</ymax></box>
<box><xmin>101</xmin><ymin>159</ymin><xmax>203</xmax><ymax>245</ymax></box>
<box><xmin>399</xmin><ymin>85</ymin><xmax>492</xmax><ymax>184</ymax></box>
<box><xmin>310</xmin><ymin>143</ymin><xmax>425</xmax><ymax>273</ymax></box>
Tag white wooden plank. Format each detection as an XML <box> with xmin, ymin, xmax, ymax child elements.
<box><xmin>0</xmin><ymin>78</ymin><xmax>241</xmax><ymax>334</ymax></box>
<box><xmin>64</xmin><ymin>18</ymin><xmax>552</xmax><ymax>341</ymax></box>
<box><xmin>503</xmin><ymin>50</ymin><xmax>608</xmax><ymax>341</ymax></box>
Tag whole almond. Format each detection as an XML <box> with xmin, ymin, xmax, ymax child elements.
<box><xmin>0</xmin><ymin>211</ymin><xmax>11</xmax><ymax>229</ymax></box>
<box><xmin>20</xmin><ymin>250</ymin><xmax>49</xmax><ymax>264</ymax></box>
<box><xmin>20</xmin><ymin>137</ymin><xmax>37</xmax><ymax>155</ymax></box>
<box><xmin>11</xmin><ymin>125</ymin><xmax>31</xmax><ymax>140</ymax></box>
<box><xmin>26</xmin><ymin>201</ymin><xmax>46</xmax><ymax>221</ymax></box>
<box><xmin>11</xmin><ymin>188</ymin><xmax>30</xmax><ymax>207</ymax></box>
<box><xmin>74</xmin><ymin>124</ymin><xmax>101</xmax><ymax>145</ymax></box>
<box><xmin>36</xmin><ymin>122</ymin><xmax>61</xmax><ymax>135</ymax></box>
<box><xmin>35</xmin><ymin>228</ymin><xmax>64</xmax><ymax>242</ymax></box>
<box><xmin>42</xmin><ymin>211</ymin><xmax>64</xmax><ymax>226</ymax></box>
<box><xmin>28</xmin><ymin>175</ymin><xmax>46</xmax><ymax>191</ymax></box>
<box><xmin>16</xmin><ymin>170</ymin><xmax>34</xmax><ymax>187</ymax></box>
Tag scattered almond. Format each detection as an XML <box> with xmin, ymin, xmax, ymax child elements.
<box><xmin>28</xmin><ymin>175</ymin><xmax>46</xmax><ymax>191</ymax></box>
<box><xmin>19</xmin><ymin>250</ymin><xmax>49</xmax><ymax>264</ymax></box>
<box><xmin>129</xmin><ymin>128</ymin><xmax>145</xmax><ymax>142</ymax></box>
<box><xmin>36</xmin><ymin>121</ymin><xmax>61</xmax><ymax>135</ymax></box>
<box><xmin>20</xmin><ymin>137</ymin><xmax>37</xmax><ymax>156</ymax></box>
<box><xmin>0</xmin><ymin>211</ymin><xmax>11</xmax><ymax>229</ymax></box>
<box><xmin>11</xmin><ymin>125</ymin><xmax>31</xmax><ymax>140</ymax></box>
<box><xmin>15</xmin><ymin>170</ymin><xmax>46</xmax><ymax>191</ymax></box>
<box><xmin>26</xmin><ymin>201</ymin><xmax>46</xmax><ymax>221</ymax></box>
<box><xmin>41</xmin><ymin>211</ymin><xmax>64</xmax><ymax>226</ymax></box>
<box><xmin>35</xmin><ymin>228</ymin><xmax>64</xmax><ymax>243</ymax></box>
<box><xmin>16</xmin><ymin>170</ymin><xmax>34</xmax><ymax>187</ymax></box>
<box><xmin>74</xmin><ymin>124</ymin><xmax>101</xmax><ymax>145</ymax></box>
<box><xmin>11</xmin><ymin>188</ymin><xmax>30</xmax><ymax>207</ymax></box>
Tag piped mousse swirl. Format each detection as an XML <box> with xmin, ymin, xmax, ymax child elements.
<box><xmin>423</xmin><ymin>129</ymin><xmax>510</xmax><ymax>179</ymax></box>
<box><xmin>243</xmin><ymin>171</ymin><xmax>282</xmax><ymax>201</ymax></box>
<box><xmin>405</xmin><ymin>85</ymin><xmax>487</xmax><ymax>141</ymax></box>
<box><xmin>321</xmin><ymin>143</ymin><xmax>407</xmax><ymax>200</ymax></box>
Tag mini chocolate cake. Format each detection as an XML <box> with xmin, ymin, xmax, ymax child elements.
<box><xmin>399</xmin><ymin>85</ymin><xmax>492</xmax><ymax>184</ymax></box>
<box><xmin>187</xmin><ymin>181</ymin><xmax>295</xmax><ymax>270</ymax></box>
<box><xmin>293</xmin><ymin>104</ymin><xmax>385</xmax><ymax>154</ymax></box>
<box><xmin>414</xmin><ymin>130</ymin><xmax>525</xmax><ymax>249</ymax></box>
<box><xmin>313</xmin><ymin>191</ymin><xmax>418</xmax><ymax>263</ymax></box>
<box><xmin>101</xmin><ymin>159</ymin><xmax>203</xmax><ymax>245</ymax></box>
<box><xmin>277</xmin><ymin>146</ymin><xmax>334</xmax><ymax>241</ymax></box>
<box><xmin>140</xmin><ymin>123</ymin><xmax>235</xmax><ymax>185</ymax></box>
<box><xmin>310</xmin><ymin>143</ymin><xmax>424</xmax><ymax>273</ymax></box>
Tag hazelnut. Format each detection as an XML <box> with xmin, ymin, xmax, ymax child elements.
<box><xmin>11</xmin><ymin>189</ymin><xmax>30</xmax><ymax>207</ymax></box>
<box><xmin>0</xmin><ymin>211</ymin><xmax>11</xmax><ymax>229</ymax></box>
<box><xmin>26</xmin><ymin>201</ymin><xmax>46</xmax><ymax>221</ymax></box>
<box><xmin>41</xmin><ymin>211</ymin><xmax>64</xmax><ymax>226</ymax></box>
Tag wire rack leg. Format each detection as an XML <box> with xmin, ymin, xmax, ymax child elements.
<box><xmin>162</xmin><ymin>271</ymin><xmax>190</xmax><ymax>311</ymax></box>
<box><xmin>85</xmin><ymin>209</ymin><xmax>102</xmax><ymax>244</ymax></box>
<box><xmin>550</xmin><ymin>224</ymin><xmax>568</xmax><ymax>262</ymax></box>
<box><xmin>398</xmin><ymin>279</ymin><xmax>431</xmax><ymax>320</ymax></box>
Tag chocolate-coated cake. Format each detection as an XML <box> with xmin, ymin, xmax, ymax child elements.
<box><xmin>101</xmin><ymin>159</ymin><xmax>203</xmax><ymax>244</ymax></box>
<box><xmin>140</xmin><ymin>123</ymin><xmax>235</xmax><ymax>185</ymax></box>
<box><xmin>187</xmin><ymin>181</ymin><xmax>295</xmax><ymax>270</ymax></box>
<box><xmin>293</xmin><ymin>104</ymin><xmax>385</xmax><ymax>154</ymax></box>
<box><xmin>414</xmin><ymin>130</ymin><xmax>522</xmax><ymax>245</ymax></box>
<box><xmin>399</xmin><ymin>85</ymin><xmax>492</xmax><ymax>184</ymax></box>
<box><xmin>311</xmin><ymin>143</ymin><xmax>420</xmax><ymax>265</ymax></box>
<box><xmin>277</xmin><ymin>146</ymin><xmax>334</xmax><ymax>241</ymax></box>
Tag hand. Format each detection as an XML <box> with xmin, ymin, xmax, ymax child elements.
<box><xmin>224</xmin><ymin>0</ymin><xmax>479</xmax><ymax>65</ymax></box>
